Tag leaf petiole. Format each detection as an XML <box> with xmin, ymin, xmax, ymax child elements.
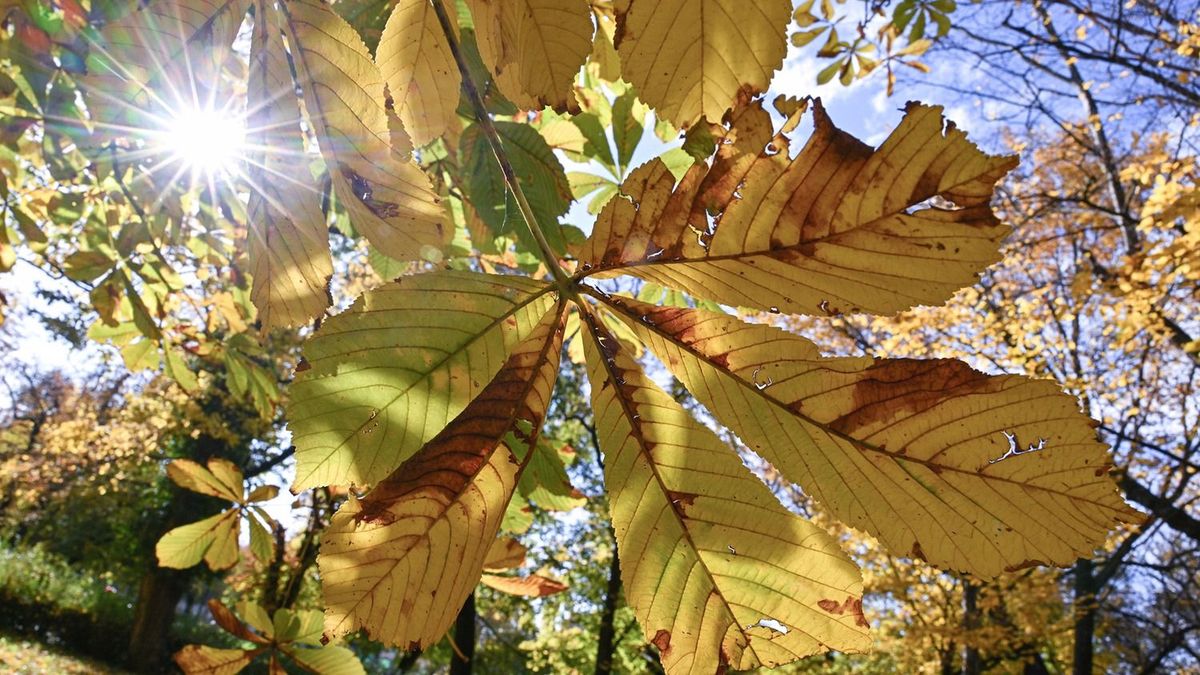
<box><xmin>428</xmin><ymin>0</ymin><xmax>576</xmax><ymax>298</ymax></box>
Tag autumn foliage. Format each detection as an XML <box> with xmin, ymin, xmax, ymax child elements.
<box><xmin>2</xmin><ymin>0</ymin><xmax>1195</xmax><ymax>673</ymax></box>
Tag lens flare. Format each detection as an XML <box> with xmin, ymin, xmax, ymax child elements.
<box><xmin>156</xmin><ymin>105</ymin><xmax>246</xmax><ymax>178</ymax></box>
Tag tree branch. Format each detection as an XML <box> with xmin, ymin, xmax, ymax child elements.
<box><xmin>1121</xmin><ymin>475</ymin><xmax>1200</xmax><ymax>542</ymax></box>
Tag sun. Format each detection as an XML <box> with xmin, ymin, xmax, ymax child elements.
<box><xmin>155</xmin><ymin>104</ymin><xmax>247</xmax><ymax>179</ymax></box>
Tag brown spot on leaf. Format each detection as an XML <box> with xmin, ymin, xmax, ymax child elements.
<box><xmin>651</xmin><ymin>629</ymin><xmax>671</xmax><ymax>656</ymax></box>
<box><xmin>666</xmin><ymin>490</ymin><xmax>699</xmax><ymax>510</ymax></box>
<box><xmin>829</xmin><ymin>359</ymin><xmax>996</xmax><ymax>436</ymax></box>
<box><xmin>910</xmin><ymin>541</ymin><xmax>927</xmax><ymax>561</ymax></box>
<box><xmin>354</xmin><ymin>503</ymin><xmax>397</xmax><ymax>526</ymax></box>
<box><xmin>339</xmin><ymin>164</ymin><xmax>401</xmax><ymax>218</ymax></box>
<box><xmin>1003</xmin><ymin>559</ymin><xmax>1046</xmax><ymax>572</ymax></box>
<box><xmin>817</xmin><ymin>595</ymin><xmax>868</xmax><ymax>627</ymax></box>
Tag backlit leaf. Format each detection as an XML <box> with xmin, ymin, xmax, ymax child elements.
<box><xmin>288</xmin><ymin>272</ymin><xmax>558</xmax><ymax>490</ymax></box>
<box><xmin>167</xmin><ymin>458</ymin><xmax>243</xmax><ymax>501</ymax></box>
<box><xmin>611</xmin><ymin>90</ymin><xmax>645</xmax><ymax>172</ymax></box>
<box><xmin>246</xmin><ymin>1</ymin><xmax>332</xmax><ymax>329</ymax></box>
<box><xmin>460</xmin><ymin>121</ymin><xmax>574</xmax><ymax>253</ymax></box>
<box><xmin>156</xmin><ymin>510</ymin><xmax>240</xmax><ymax>570</ymax></box>
<box><xmin>175</xmin><ymin>602</ymin><xmax>364</xmax><ymax>675</ymax></box>
<box><xmin>156</xmin><ymin>459</ymin><xmax>279</xmax><ymax>569</ymax></box>
<box><xmin>83</xmin><ymin>0</ymin><xmax>249</xmax><ymax>133</ymax></box>
<box><xmin>377</xmin><ymin>0</ymin><xmax>461</xmax><ymax>147</ymax></box>
<box><xmin>173</xmin><ymin>645</ymin><xmax>260</xmax><ymax>675</ymax></box>
<box><xmin>613</xmin><ymin>0</ymin><xmax>792</xmax><ymax>126</ymax></box>
<box><xmin>483</xmin><ymin>536</ymin><xmax>528</xmax><ymax>571</ymax></box>
<box><xmin>603</xmin><ymin>296</ymin><xmax>1142</xmax><ymax>577</ymax></box>
<box><xmin>518</xmin><ymin>439</ymin><xmax>587</xmax><ymax>511</ymax></box>
<box><xmin>277</xmin><ymin>0</ymin><xmax>446</xmax><ymax>260</ymax></box>
<box><xmin>581</xmin><ymin>309</ymin><xmax>870</xmax><ymax>672</ymax></box>
<box><xmin>467</xmin><ymin>0</ymin><xmax>593</xmax><ymax>112</ymax></box>
<box><xmin>284</xmin><ymin>645</ymin><xmax>366</xmax><ymax>675</ymax></box>
<box><xmin>479</xmin><ymin>573</ymin><xmax>568</xmax><ymax>597</ymax></box>
<box><xmin>575</xmin><ymin>100</ymin><xmax>1018</xmax><ymax>315</ymax></box>
<box><xmin>320</xmin><ymin>306</ymin><xmax>564</xmax><ymax>648</ymax></box>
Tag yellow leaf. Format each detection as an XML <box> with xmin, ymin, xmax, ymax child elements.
<box><xmin>377</xmin><ymin>0</ymin><xmax>461</xmax><ymax>146</ymax></box>
<box><xmin>166</xmin><ymin>458</ymin><xmax>243</xmax><ymax>501</ymax></box>
<box><xmin>320</xmin><ymin>307</ymin><xmax>564</xmax><ymax>648</ymax></box>
<box><xmin>159</xmin><ymin>460</ymin><xmax>278</xmax><ymax>568</ymax></box>
<box><xmin>467</xmin><ymin>0</ymin><xmax>594</xmax><ymax>112</ymax></box>
<box><xmin>245</xmin><ymin>485</ymin><xmax>279</xmax><ymax>503</ymax></box>
<box><xmin>479</xmin><ymin>573</ymin><xmax>568</xmax><ymax>596</ymax></box>
<box><xmin>288</xmin><ymin>271</ymin><xmax>559</xmax><ymax>490</ymax></box>
<box><xmin>156</xmin><ymin>510</ymin><xmax>241</xmax><ymax>570</ymax></box>
<box><xmin>589</xmin><ymin>4</ymin><xmax>622</xmax><ymax>81</ymax></box>
<box><xmin>277</xmin><ymin>0</ymin><xmax>446</xmax><ymax>260</ymax></box>
<box><xmin>173</xmin><ymin>645</ymin><xmax>261</xmax><ymax>675</ymax></box>
<box><xmin>581</xmin><ymin>309</ymin><xmax>870</xmax><ymax>672</ymax></box>
<box><xmin>614</xmin><ymin>0</ymin><xmax>792</xmax><ymax>126</ymax></box>
<box><xmin>175</xmin><ymin>601</ymin><xmax>365</xmax><ymax>675</ymax></box>
<box><xmin>246</xmin><ymin>1</ymin><xmax>333</xmax><ymax>329</ymax></box>
<box><xmin>483</xmin><ymin>536</ymin><xmax>528</xmax><ymax>571</ymax></box>
<box><xmin>283</xmin><ymin>644</ymin><xmax>366</xmax><ymax>675</ymax></box>
<box><xmin>603</xmin><ymin>297</ymin><xmax>1142</xmax><ymax>577</ymax></box>
<box><xmin>575</xmin><ymin>99</ymin><xmax>1018</xmax><ymax>315</ymax></box>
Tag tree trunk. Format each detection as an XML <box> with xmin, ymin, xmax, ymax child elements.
<box><xmin>1025</xmin><ymin>652</ymin><xmax>1052</xmax><ymax>675</ymax></box>
<box><xmin>1073</xmin><ymin>558</ymin><xmax>1096</xmax><ymax>675</ymax></box>
<box><xmin>595</xmin><ymin>547</ymin><xmax>622</xmax><ymax>674</ymax></box>
<box><xmin>127</xmin><ymin>564</ymin><xmax>187</xmax><ymax>672</ymax></box>
<box><xmin>127</xmin><ymin>433</ymin><xmax>227</xmax><ymax>672</ymax></box>
<box><xmin>450</xmin><ymin>592</ymin><xmax>476</xmax><ymax>675</ymax></box>
<box><xmin>963</xmin><ymin>580</ymin><xmax>981</xmax><ymax>675</ymax></box>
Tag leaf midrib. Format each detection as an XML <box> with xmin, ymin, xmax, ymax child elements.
<box><xmin>331</xmin><ymin>302</ymin><xmax>564</xmax><ymax>634</ymax></box>
<box><xmin>591</xmin><ymin>288</ymin><xmax>1120</xmax><ymax>511</ymax></box>
<box><xmin>579</xmin><ymin>304</ymin><xmax>769</xmax><ymax>667</ymax></box>
<box><xmin>572</xmin><ymin>154</ymin><xmax>1009</xmax><ymax>280</ymax></box>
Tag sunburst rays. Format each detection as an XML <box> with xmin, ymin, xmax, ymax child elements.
<box><xmin>76</xmin><ymin>1</ymin><xmax>327</xmax><ymax>220</ymax></box>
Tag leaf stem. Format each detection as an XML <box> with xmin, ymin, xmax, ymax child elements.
<box><xmin>428</xmin><ymin>0</ymin><xmax>573</xmax><ymax>292</ymax></box>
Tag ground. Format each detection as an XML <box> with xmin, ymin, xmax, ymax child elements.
<box><xmin>0</xmin><ymin>631</ymin><xmax>131</xmax><ymax>675</ymax></box>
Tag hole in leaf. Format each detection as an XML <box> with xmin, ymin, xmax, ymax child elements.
<box><xmin>752</xmin><ymin>367</ymin><xmax>774</xmax><ymax>390</ymax></box>
<box><xmin>989</xmin><ymin>431</ymin><xmax>1047</xmax><ymax>465</ymax></box>
<box><xmin>748</xmin><ymin>617</ymin><xmax>789</xmax><ymax>635</ymax></box>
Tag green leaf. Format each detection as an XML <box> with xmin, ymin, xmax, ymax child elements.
<box><xmin>156</xmin><ymin>511</ymin><xmax>240</xmax><ymax>570</ymax></box>
<box><xmin>612</xmin><ymin>91</ymin><xmax>646</xmax><ymax>173</ymax></box>
<box><xmin>460</xmin><ymin>121</ymin><xmax>574</xmax><ymax>253</ymax></box>
<box><xmin>287</xmin><ymin>272</ymin><xmax>558</xmax><ymax>489</ymax></box>
<box><xmin>248</xmin><ymin>509</ymin><xmax>275</xmax><ymax>562</ymax></box>
<box><xmin>816</xmin><ymin>59</ymin><xmax>842</xmax><ymax>85</ymax></box>
<box><xmin>320</xmin><ymin>309</ymin><xmax>564</xmax><ymax>648</ymax></box>
<box><xmin>164</xmin><ymin>349</ymin><xmax>199</xmax><ymax>393</ymax></box>
<box><xmin>518</xmin><ymin>440</ymin><xmax>587</xmax><ymax>511</ymax></box>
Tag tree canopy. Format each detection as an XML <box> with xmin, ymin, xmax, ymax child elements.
<box><xmin>0</xmin><ymin>0</ymin><xmax>1196</xmax><ymax>673</ymax></box>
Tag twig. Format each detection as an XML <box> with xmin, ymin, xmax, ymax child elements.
<box><xmin>427</xmin><ymin>0</ymin><xmax>574</xmax><ymax>295</ymax></box>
